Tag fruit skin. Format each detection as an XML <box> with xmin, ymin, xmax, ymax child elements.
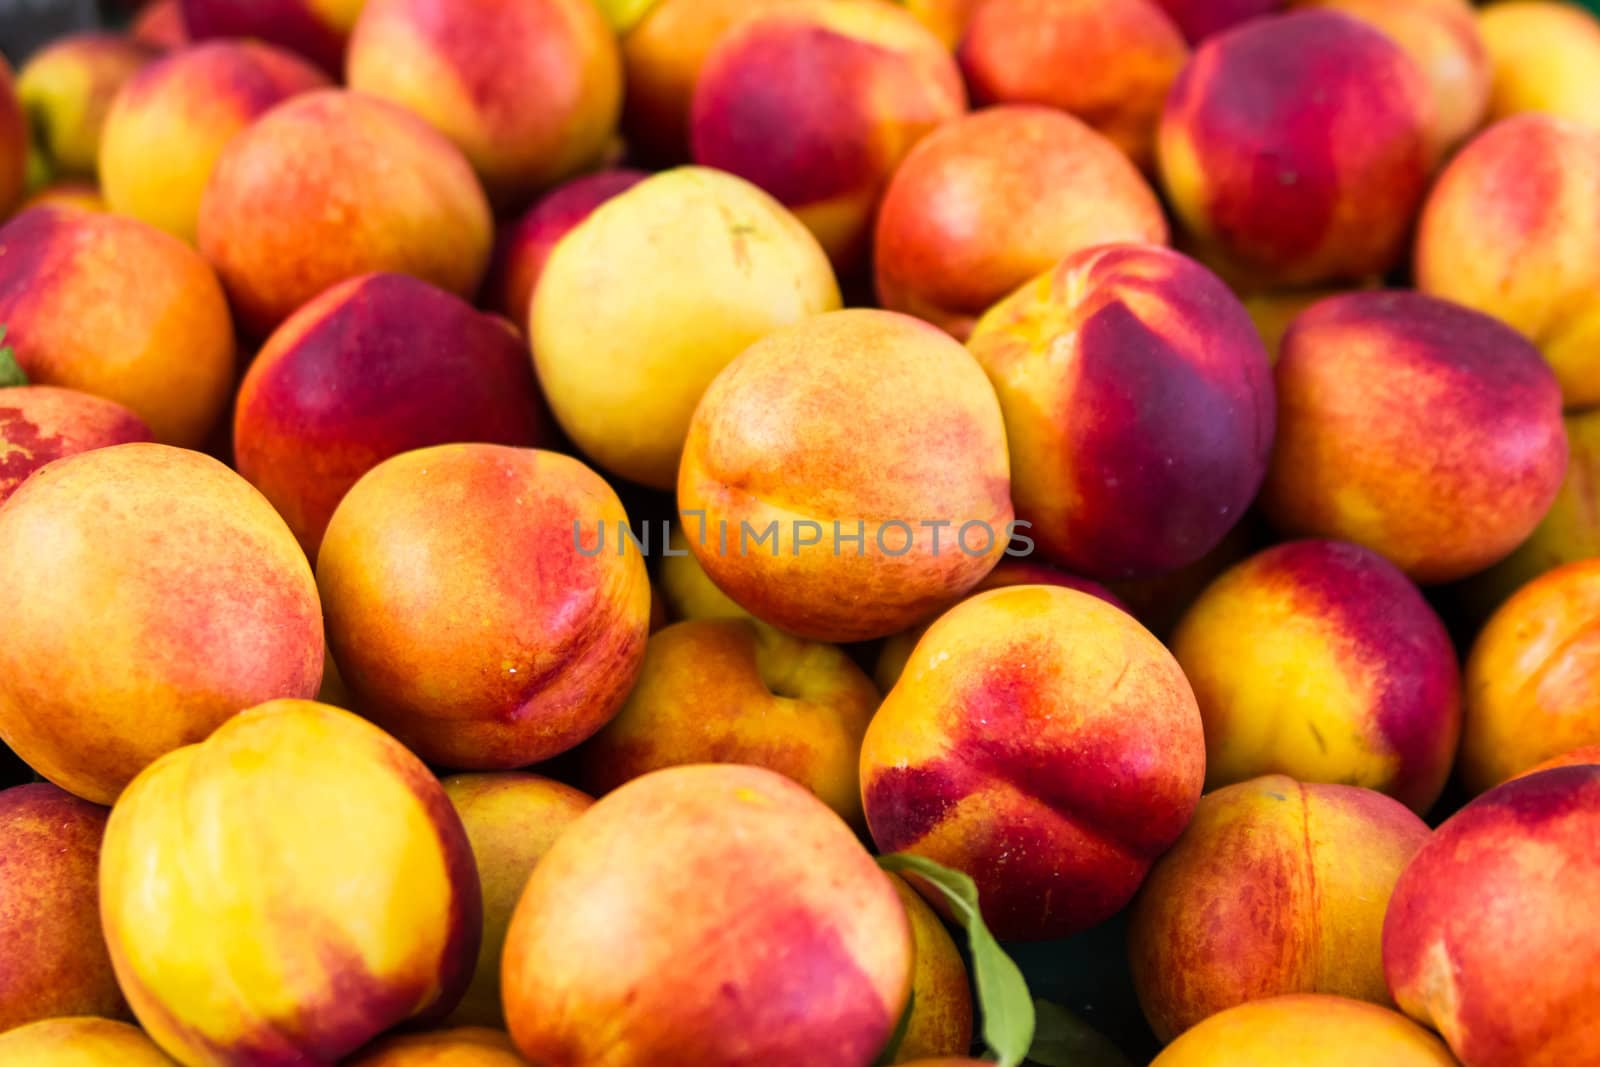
<box><xmin>346</xmin><ymin>1027</ymin><xmax>528</xmax><ymax>1065</ymax></box>
<box><xmin>679</xmin><ymin>308</ymin><xmax>1012</xmax><ymax>643</ymax></box>
<box><xmin>99</xmin><ymin>40</ymin><xmax>330</xmax><ymax>244</ymax></box>
<box><xmin>875</xmin><ymin>105</ymin><xmax>1167</xmax><ymax>339</ymax></box>
<box><xmin>440</xmin><ymin>774</ymin><xmax>593</xmax><ymax>1028</ymax></box>
<box><xmin>861</xmin><ymin>584</ymin><xmax>1206</xmax><ymax>941</ymax></box>
<box><xmin>180</xmin><ymin>0</ymin><xmax>368</xmax><ymax>75</ymax></box>
<box><xmin>957</xmin><ymin>0</ymin><xmax>1189</xmax><ymax>172</ymax></box>
<box><xmin>1263</xmin><ymin>290</ymin><xmax>1567</xmax><ymax>584</ymax></box>
<box><xmin>691</xmin><ymin>0</ymin><xmax>966</xmax><ymax>269</ymax></box>
<box><xmin>17</xmin><ymin>34</ymin><xmax>154</xmax><ymax>180</ymax></box>
<box><xmin>1415</xmin><ymin>114</ymin><xmax>1600</xmax><ymax>408</ymax></box>
<box><xmin>888</xmin><ymin>875</ymin><xmax>973</xmax><ymax>1064</ymax></box>
<box><xmin>1158</xmin><ymin>11</ymin><xmax>1433</xmax><ymax>289</ymax></box>
<box><xmin>502</xmin><ymin>764</ymin><xmax>912</xmax><ymax>1067</ymax></box>
<box><xmin>20</xmin><ymin>181</ymin><xmax>105</xmax><ymax>213</ymax></box>
<box><xmin>967</xmin><ymin>243</ymin><xmax>1274</xmax><ymax>581</ymax></box>
<box><xmin>0</xmin><ymin>443</ymin><xmax>324</xmax><ymax>805</ymax></box>
<box><xmin>1461</xmin><ymin>560</ymin><xmax>1600</xmax><ymax>793</ymax></box>
<box><xmin>198</xmin><ymin>89</ymin><xmax>492</xmax><ymax>337</ymax></box>
<box><xmin>0</xmin><ymin>784</ymin><xmax>125</xmax><ymax>1032</ymax></box>
<box><xmin>1291</xmin><ymin>0</ymin><xmax>1489</xmax><ymax>156</ymax></box>
<box><xmin>233</xmin><ymin>272</ymin><xmax>550</xmax><ymax>557</ymax></box>
<box><xmin>484</xmin><ymin>168</ymin><xmax>647</xmax><ymax>326</ymax></box>
<box><xmin>346</xmin><ymin>0</ymin><xmax>622</xmax><ymax>206</ymax></box>
<box><xmin>1127</xmin><ymin>776</ymin><xmax>1431</xmax><ymax>1041</ymax></box>
<box><xmin>577</xmin><ymin>618</ymin><xmax>879</xmax><ymax>824</ymax></box>
<box><xmin>0</xmin><ymin>208</ymin><xmax>235</xmax><ymax>447</ymax></box>
<box><xmin>619</xmin><ymin>0</ymin><xmax>798</xmax><ymax>163</ymax></box>
<box><xmin>0</xmin><ymin>385</ymin><xmax>153</xmax><ymax>506</ymax></box>
<box><xmin>0</xmin><ymin>1017</ymin><xmax>178</xmax><ymax>1066</ymax></box>
<box><xmin>100</xmin><ymin>699</ymin><xmax>481</xmax><ymax>1065</ymax></box>
<box><xmin>317</xmin><ymin>444</ymin><xmax>650</xmax><ymax>769</ymax></box>
<box><xmin>533</xmin><ymin>166</ymin><xmax>838</xmax><ymax>490</ymax></box>
<box><xmin>900</xmin><ymin>0</ymin><xmax>985</xmax><ymax>47</ymax></box>
<box><xmin>1384</xmin><ymin>765</ymin><xmax>1600</xmax><ymax>1067</ymax></box>
<box><xmin>133</xmin><ymin>1</ymin><xmax>191</xmax><ymax>51</ymax></box>
<box><xmin>1148</xmin><ymin>995</ymin><xmax>1458</xmax><ymax>1066</ymax></box>
<box><xmin>874</xmin><ymin>559</ymin><xmax>1126</xmax><ymax>692</ymax></box>
<box><xmin>1173</xmin><ymin>540</ymin><xmax>1460</xmax><ymax>813</ymax></box>
<box><xmin>1512</xmin><ymin>744</ymin><xmax>1600</xmax><ymax>779</ymax></box>
<box><xmin>1153</xmin><ymin>0</ymin><xmax>1284</xmax><ymax>42</ymax></box>
<box><xmin>0</xmin><ymin>59</ymin><xmax>31</xmax><ymax>219</ymax></box>
<box><xmin>1478</xmin><ymin>0</ymin><xmax>1600</xmax><ymax>128</ymax></box>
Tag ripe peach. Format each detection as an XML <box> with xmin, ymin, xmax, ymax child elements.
<box><xmin>577</xmin><ymin>618</ymin><xmax>879</xmax><ymax>824</ymax></box>
<box><xmin>0</xmin><ymin>386</ymin><xmax>152</xmax><ymax>506</ymax></box>
<box><xmin>1172</xmin><ymin>539</ymin><xmax>1460</xmax><ymax>813</ymax></box>
<box><xmin>1153</xmin><ymin>0</ymin><xmax>1284</xmax><ymax>42</ymax></box>
<box><xmin>484</xmin><ymin>167</ymin><xmax>646</xmax><ymax>325</ymax></box>
<box><xmin>317</xmin><ymin>444</ymin><xmax>650</xmax><ymax>769</ymax></box>
<box><xmin>100</xmin><ymin>700</ymin><xmax>481</xmax><ymax>1064</ymax></box>
<box><xmin>0</xmin><ymin>60</ymin><xmax>28</xmax><ymax>219</ymax></box>
<box><xmin>99</xmin><ymin>40</ymin><xmax>330</xmax><ymax>244</ymax></box>
<box><xmin>1158</xmin><ymin>11</ymin><xmax>1433</xmax><ymax>288</ymax></box>
<box><xmin>347</xmin><ymin>0</ymin><xmax>622</xmax><ymax>206</ymax></box>
<box><xmin>0</xmin><ymin>1017</ymin><xmax>177</xmax><ymax>1066</ymax></box>
<box><xmin>441</xmin><ymin>774</ymin><xmax>593</xmax><ymax>1028</ymax></box>
<box><xmin>1128</xmin><ymin>776</ymin><xmax>1431</xmax><ymax>1041</ymax></box>
<box><xmin>198</xmin><ymin>89</ymin><xmax>492</xmax><ymax>337</ymax></box>
<box><xmin>180</xmin><ymin>0</ymin><xmax>367</xmax><ymax>74</ymax></box>
<box><xmin>502</xmin><ymin>764</ymin><xmax>912</xmax><ymax>1067</ymax></box>
<box><xmin>0</xmin><ymin>784</ymin><xmax>124</xmax><ymax>1031</ymax></box>
<box><xmin>1415</xmin><ymin>114</ymin><xmax>1600</xmax><ymax>408</ymax></box>
<box><xmin>691</xmin><ymin>0</ymin><xmax>966</xmax><ymax>269</ymax></box>
<box><xmin>875</xmin><ymin>106</ymin><xmax>1167</xmax><ymax>339</ymax></box>
<box><xmin>679</xmin><ymin>309</ymin><xmax>1012</xmax><ymax>643</ymax></box>
<box><xmin>234</xmin><ymin>272</ymin><xmax>549</xmax><ymax>556</ymax></box>
<box><xmin>861</xmin><ymin>585</ymin><xmax>1205</xmax><ymax>941</ymax></box>
<box><xmin>1479</xmin><ymin>0</ymin><xmax>1600</xmax><ymax>128</ymax></box>
<box><xmin>16</xmin><ymin>34</ymin><xmax>153</xmax><ymax>180</ymax></box>
<box><xmin>1292</xmin><ymin>0</ymin><xmax>1489</xmax><ymax>155</ymax></box>
<box><xmin>1263</xmin><ymin>291</ymin><xmax>1567</xmax><ymax>583</ymax></box>
<box><xmin>0</xmin><ymin>444</ymin><xmax>323</xmax><ymax>804</ymax></box>
<box><xmin>874</xmin><ymin>558</ymin><xmax>1126</xmax><ymax>692</ymax></box>
<box><xmin>619</xmin><ymin>0</ymin><xmax>798</xmax><ymax>163</ymax></box>
<box><xmin>533</xmin><ymin>167</ymin><xmax>838</xmax><ymax>490</ymax></box>
<box><xmin>1149</xmin><ymin>995</ymin><xmax>1458</xmax><ymax>1066</ymax></box>
<box><xmin>968</xmin><ymin>243</ymin><xmax>1274</xmax><ymax>580</ymax></box>
<box><xmin>0</xmin><ymin>208</ymin><xmax>234</xmax><ymax>447</ymax></box>
<box><xmin>957</xmin><ymin>0</ymin><xmax>1189</xmax><ymax>171</ymax></box>
<box><xmin>1384</xmin><ymin>765</ymin><xmax>1600</xmax><ymax>1067</ymax></box>
<box><xmin>19</xmin><ymin>180</ymin><xmax>105</xmax><ymax>213</ymax></box>
<box><xmin>1461</xmin><ymin>560</ymin><xmax>1600</xmax><ymax>793</ymax></box>
<box><xmin>889</xmin><ymin>875</ymin><xmax>973</xmax><ymax>1063</ymax></box>
<box><xmin>347</xmin><ymin>1028</ymin><xmax>527</xmax><ymax>1065</ymax></box>
<box><xmin>132</xmin><ymin>1</ymin><xmax>190</xmax><ymax>51</ymax></box>
<box><xmin>1513</xmin><ymin>744</ymin><xmax>1600</xmax><ymax>779</ymax></box>
<box><xmin>1465</xmin><ymin>407</ymin><xmax>1600</xmax><ymax>611</ymax></box>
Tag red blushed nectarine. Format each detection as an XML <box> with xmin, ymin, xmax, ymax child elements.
<box><xmin>862</xmin><ymin>584</ymin><xmax>1205</xmax><ymax>941</ymax></box>
<box><xmin>678</xmin><ymin>308</ymin><xmax>1012</xmax><ymax>643</ymax></box>
<box><xmin>1158</xmin><ymin>10</ymin><xmax>1433</xmax><ymax>288</ymax></box>
<box><xmin>874</xmin><ymin>105</ymin><xmax>1168</xmax><ymax>339</ymax></box>
<box><xmin>1173</xmin><ymin>539</ymin><xmax>1461</xmax><ymax>813</ymax></box>
<box><xmin>502</xmin><ymin>764</ymin><xmax>913</xmax><ymax>1067</ymax></box>
<box><xmin>1153</xmin><ymin>0</ymin><xmax>1284</xmax><ymax>42</ymax></box>
<box><xmin>1263</xmin><ymin>290</ymin><xmax>1567</xmax><ymax>584</ymax></box>
<box><xmin>234</xmin><ymin>272</ymin><xmax>550</xmax><ymax>557</ymax></box>
<box><xmin>0</xmin><ymin>59</ymin><xmax>29</xmax><ymax>219</ymax></box>
<box><xmin>317</xmin><ymin>444</ymin><xmax>650</xmax><ymax>770</ymax></box>
<box><xmin>967</xmin><ymin>242</ymin><xmax>1274</xmax><ymax>581</ymax></box>
<box><xmin>0</xmin><ymin>386</ymin><xmax>152</xmax><ymax>506</ymax></box>
<box><xmin>1384</xmin><ymin>765</ymin><xmax>1600</xmax><ymax>1067</ymax></box>
<box><xmin>181</xmin><ymin>0</ymin><xmax>366</xmax><ymax>74</ymax></box>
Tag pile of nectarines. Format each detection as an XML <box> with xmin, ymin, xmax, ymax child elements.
<box><xmin>1</xmin><ymin>0</ymin><xmax>1598</xmax><ymax>1064</ymax></box>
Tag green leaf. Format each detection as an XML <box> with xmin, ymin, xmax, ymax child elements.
<box><xmin>873</xmin><ymin>990</ymin><xmax>915</xmax><ymax>1067</ymax></box>
<box><xmin>1026</xmin><ymin>1000</ymin><xmax>1135</xmax><ymax>1067</ymax></box>
<box><xmin>0</xmin><ymin>327</ymin><xmax>25</xmax><ymax>388</ymax></box>
<box><xmin>878</xmin><ymin>853</ymin><xmax>1034</xmax><ymax>1067</ymax></box>
<box><xmin>590</xmin><ymin>0</ymin><xmax>665</xmax><ymax>34</ymax></box>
